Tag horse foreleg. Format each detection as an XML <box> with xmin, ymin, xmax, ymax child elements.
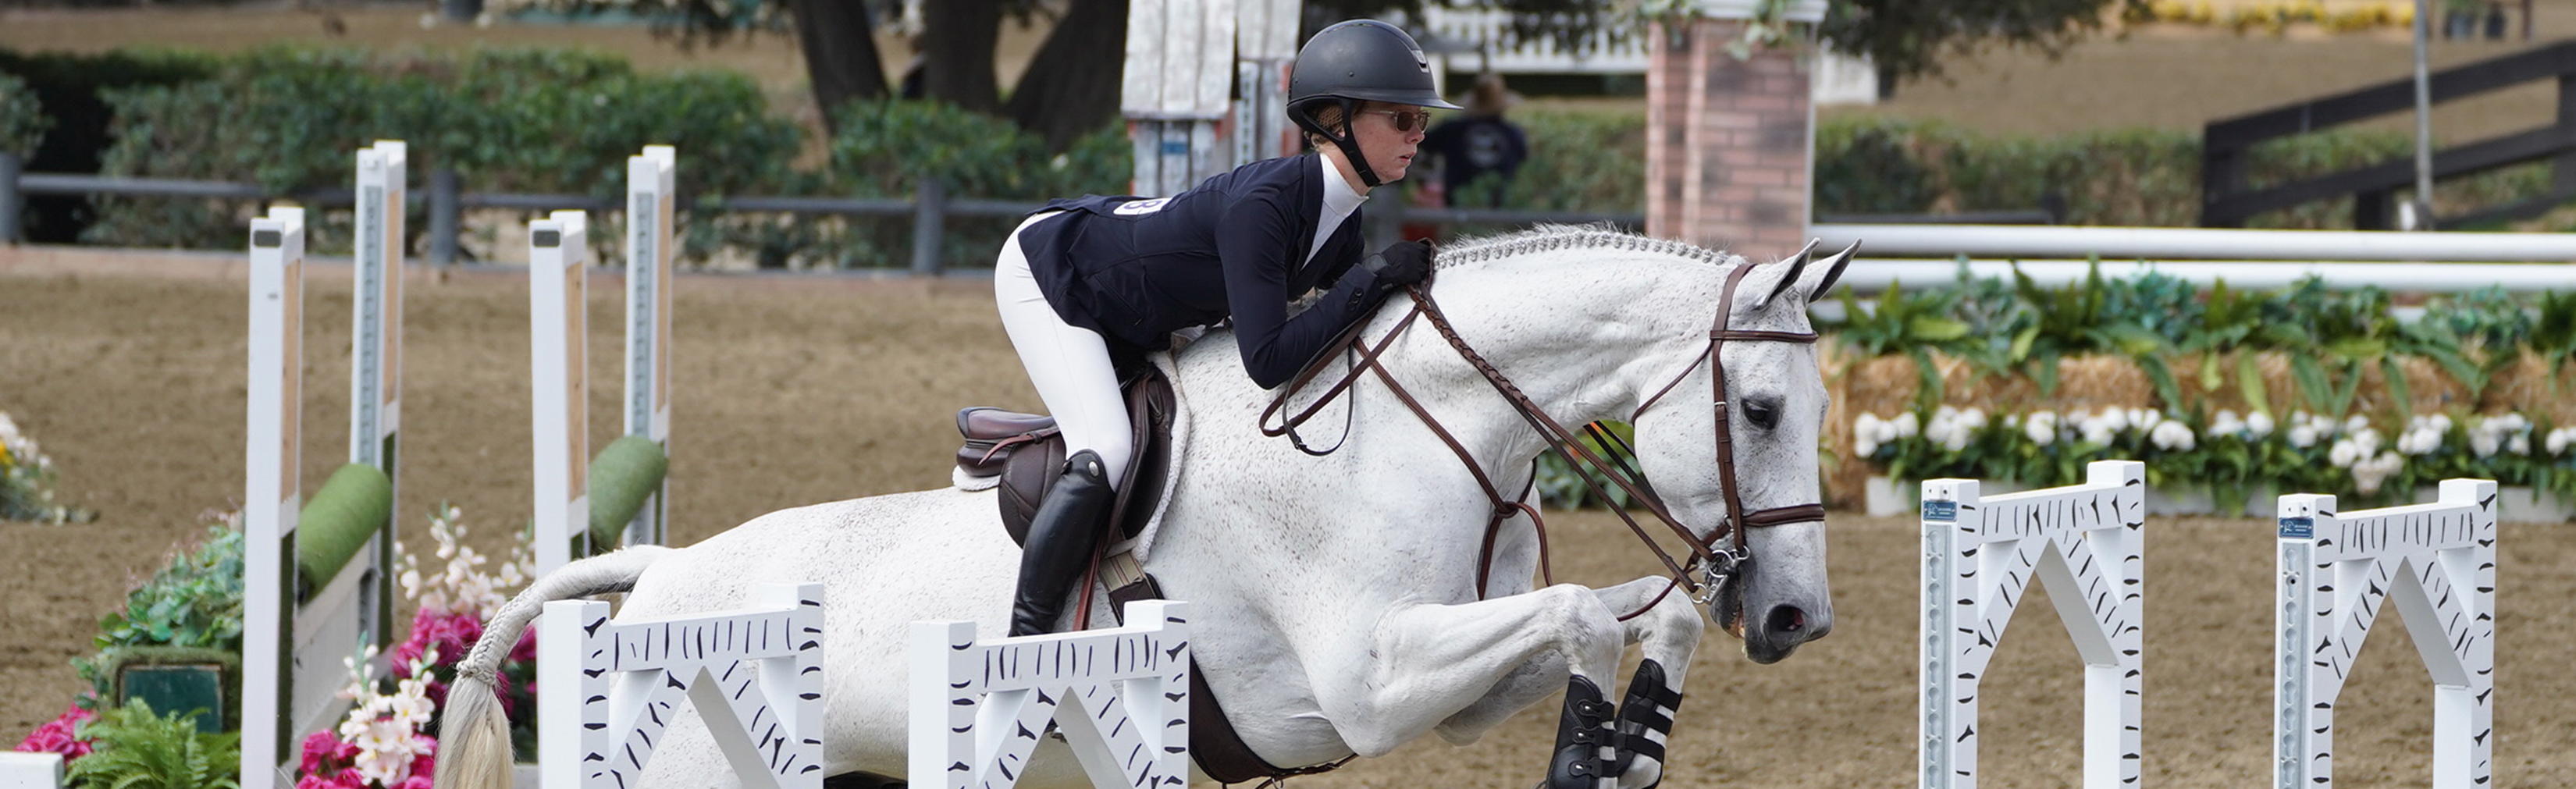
<box><xmin>1305</xmin><ymin>583</ymin><xmax>1626</xmax><ymax>762</ymax></box>
<box><xmin>1584</xmin><ymin>577</ymin><xmax>1705</xmax><ymax>789</ymax></box>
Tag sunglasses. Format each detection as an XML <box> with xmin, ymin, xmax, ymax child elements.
<box><xmin>1362</xmin><ymin>108</ymin><xmax>1433</xmax><ymax>133</ymax></box>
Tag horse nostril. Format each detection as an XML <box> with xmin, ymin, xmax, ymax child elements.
<box><xmin>1767</xmin><ymin>606</ymin><xmax>1806</xmax><ymax>634</ymax></box>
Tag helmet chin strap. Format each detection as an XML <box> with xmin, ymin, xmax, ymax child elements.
<box><xmin>1313</xmin><ymin>98</ymin><xmax>1384</xmax><ymax>188</ymax></box>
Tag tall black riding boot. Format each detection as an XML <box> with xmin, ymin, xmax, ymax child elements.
<box><xmin>1009</xmin><ymin>450</ymin><xmax>1116</xmax><ymax>637</ymax></box>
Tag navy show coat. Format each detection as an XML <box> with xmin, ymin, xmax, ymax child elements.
<box><xmin>1016</xmin><ymin>154</ymin><xmax>1391</xmax><ymax>389</ymax></box>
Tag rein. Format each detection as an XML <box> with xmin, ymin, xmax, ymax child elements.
<box><xmin>1258</xmin><ymin>258</ymin><xmax>1825</xmax><ymax>617</ymax></box>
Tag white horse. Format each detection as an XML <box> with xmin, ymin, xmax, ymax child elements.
<box><xmin>438</xmin><ymin>226</ymin><xmax>1855</xmax><ymax>789</ymax></box>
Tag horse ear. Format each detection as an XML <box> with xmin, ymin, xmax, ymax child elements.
<box><xmin>1803</xmin><ymin>240</ymin><xmax>1860</xmax><ymax>304</ymax></box>
<box><xmin>1753</xmin><ymin>239</ymin><xmax>1821</xmax><ymax>312</ymax></box>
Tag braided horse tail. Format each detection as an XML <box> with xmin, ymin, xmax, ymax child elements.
<box><xmin>433</xmin><ymin>546</ymin><xmax>676</xmax><ymax>789</ymax></box>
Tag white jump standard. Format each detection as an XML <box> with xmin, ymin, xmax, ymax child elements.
<box><xmin>1920</xmin><ymin>460</ymin><xmax>2146</xmax><ymax>789</ymax></box>
<box><xmin>530</xmin><ymin>145</ymin><xmax>678</xmax><ymax>577</ymax></box>
<box><xmin>2274</xmin><ymin>480</ymin><xmax>2496</xmax><ymax>789</ymax></box>
<box><xmin>540</xmin><ymin>582</ymin><xmax>827</xmax><ymax>789</ymax></box>
<box><xmin>909</xmin><ymin>601</ymin><xmax>1192</xmax><ymax>789</ymax></box>
<box><xmin>242</xmin><ymin>140</ymin><xmax>410</xmax><ymax>789</ymax></box>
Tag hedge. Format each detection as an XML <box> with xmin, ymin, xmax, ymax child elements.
<box><xmin>5</xmin><ymin>44</ymin><xmax>2570</xmax><ymax>264</ymax></box>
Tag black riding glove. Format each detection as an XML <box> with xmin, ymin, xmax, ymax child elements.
<box><xmin>1364</xmin><ymin>239</ymin><xmax>1432</xmax><ymax>290</ymax></box>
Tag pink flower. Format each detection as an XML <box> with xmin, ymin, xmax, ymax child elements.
<box><xmin>298</xmin><ymin>730</ymin><xmax>343</xmax><ymax>775</ymax></box>
<box><xmin>508</xmin><ymin>627</ymin><xmax>537</xmax><ymax>663</ymax></box>
<box><xmin>393</xmin><ymin>610</ymin><xmax>482</xmax><ymax>681</ymax></box>
<box><xmin>14</xmin><ymin>703</ymin><xmax>96</xmax><ymax>761</ymax></box>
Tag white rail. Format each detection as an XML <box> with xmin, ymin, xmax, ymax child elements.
<box><xmin>1838</xmin><ymin>258</ymin><xmax>2576</xmax><ymax>293</ymax></box>
<box><xmin>1813</xmin><ymin>222</ymin><xmax>2576</xmax><ymax>262</ymax></box>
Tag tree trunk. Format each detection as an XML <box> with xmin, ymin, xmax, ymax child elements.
<box><xmin>923</xmin><ymin>0</ymin><xmax>1003</xmax><ymax>114</ymax></box>
<box><xmin>789</xmin><ymin>0</ymin><xmax>887</xmax><ymax>136</ymax></box>
<box><xmin>1005</xmin><ymin>0</ymin><xmax>1129</xmax><ymax>151</ymax></box>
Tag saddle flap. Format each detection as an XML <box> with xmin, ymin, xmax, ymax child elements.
<box><xmin>955</xmin><ymin>407</ymin><xmax>1059</xmax><ymax>478</ymax></box>
<box><xmin>960</xmin><ymin>368</ymin><xmax>1177</xmax><ymax>547</ymax></box>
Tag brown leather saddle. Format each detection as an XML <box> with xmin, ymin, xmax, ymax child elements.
<box><xmin>952</xmin><ymin>367</ymin><xmax>1175</xmax><ymax>547</ymax></box>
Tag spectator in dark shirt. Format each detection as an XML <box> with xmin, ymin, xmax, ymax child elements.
<box><xmin>1419</xmin><ymin>73</ymin><xmax>1529</xmax><ymax>209</ymax></box>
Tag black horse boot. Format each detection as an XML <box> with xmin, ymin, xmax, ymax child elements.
<box><xmin>1611</xmin><ymin>660</ymin><xmax>1685</xmax><ymax>789</ymax></box>
<box><xmin>1544</xmin><ymin>675</ymin><xmax>1617</xmax><ymax>789</ymax></box>
<box><xmin>1009</xmin><ymin>450</ymin><xmax>1116</xmax><ymax>637</ymax></box>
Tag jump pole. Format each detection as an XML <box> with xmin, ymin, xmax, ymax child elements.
<box><xmin>2274</xmin><ymin>480</ymin><xmax>2496</xmax><ymax>789</ymax></box>
<box><xmin>1920</xmin><ymin>460</ymin><xmax>2146</xmax><ymax>789</ymax></box>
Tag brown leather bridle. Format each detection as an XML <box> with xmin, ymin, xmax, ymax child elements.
<box><xmin>1260</xmin><ymin>256</ymin><xmax>1826</xmax><ymax>620</ymax></box>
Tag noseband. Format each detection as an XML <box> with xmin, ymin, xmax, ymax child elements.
<box><xmin>1259</xmin><ymin>257</ymin><xmax>1825</xmax><ymax>617</ymax></box>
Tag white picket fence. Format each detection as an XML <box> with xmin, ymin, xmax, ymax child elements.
<box><xmin>538</xmin><ymin>583</ymin><xmax>827</xmax><ymax>789</ymax></box>
<box><xmin>909</xmin><ymin>601</ymin><xmax>1193</xmax><ymax>789</ymax></box>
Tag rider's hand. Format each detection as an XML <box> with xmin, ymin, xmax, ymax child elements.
<box><xmin>1364</xmin><ymin>239</ymin><xmax>1432</xmax><ymax>289</ymax></box>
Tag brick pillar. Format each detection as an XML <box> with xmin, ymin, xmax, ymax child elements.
<box><xmin>1646</xmin><ymin>19</ymin><xmax>1813</xmax><ymax>257</ymax></box>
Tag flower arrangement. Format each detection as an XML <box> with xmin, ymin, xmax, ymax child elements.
<box><xmin>297</xmin><ymin>647</ymin><xmax>440</xmax><ymax>789</ymax></box>
<box><xmin>1853</xmin><ymin>405</ymin><xmax>2576</xmax><ymax>510</ymax></box>
<box><xmin>0</xmin><ymin>410</ymin><xmax>94</xmax><ymax>524</ymax></box>
<box><xmin>292</xmin><ymin>505</ymin><xmax>538</xmax><ymax>788</ymax></box>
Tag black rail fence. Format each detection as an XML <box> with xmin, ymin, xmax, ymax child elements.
<box><xmin>1</xmin><ymin>152</ymin><xmax>2051</xmax><ymax>272</ymax></box>
<box><xmin>2202</xmin><ymin>39</ymin><xmax>2576</xmax><ymax>230</ymax></box>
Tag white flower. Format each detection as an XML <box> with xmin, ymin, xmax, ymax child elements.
<box><xmin>2329</xmin><ymin>439</ymin><xmax>2361</xmax><ymax>467</ymax></box>
<box><xmin>2130</xmin><ymin>408</ymin><xmax>2162</xmax><ymax>432</ymax></box>
<box><xmin>2547</xmin><ymin>427</ymin><xmax>2576</xmax><ymax>456</ymax></box>
<box><xmin>2508</xmin><ymin>433</ymin><xmax>2531</xmax><ymax>455</ymax></box>
<box><xmin>1890</xmin><ymin>412</ymin><xmax>1920</xmax><ymax>439</ymax></box>
<box><xmin>2350</xmin><ymin>451</ymin><xmax>2403</xmax><ymax>496</ymax></box>
<box><xmin>2209</xmin><ymin>409</ymin><xmax>2245</xmax><ymax>439</ymax></box>
<box><xmin>2149</xmin><ymin>420</ymin><xmax>2197</xmax><ymax>451</ymax></box>
<box><xmin>2469</xmin><ymin>430</ymin><xmax>2500</xmax><ymax>458</ymax></box>
<box><xmin>2246</xmin><ymin>410</ymin><xmax>2275</xmax><ymax>438</ymax></box>
<box><xmin>2289</xmin><ymin>424</ymin><xmax>2319</xmax><ymax>449</ymax></box>
<box><xmin>2345</xmin><ymin>414</ymin><xmax>2371</xmax><ymax>435</ymax></box>
<box><xmin>2096</xmin><ymin>408</ymin><xmax>2129</xmax><ymax>433</ymax></box>
<box><xmin>2024</xmin><ymin>411</ymin><xmax>2059</xmax><ymax>446</ymax></box>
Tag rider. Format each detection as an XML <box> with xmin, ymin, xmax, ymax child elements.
<box><xmin>991</xmin><ymin>19</ymin><xmax>1457</xmax><ymax>637</ymax></box>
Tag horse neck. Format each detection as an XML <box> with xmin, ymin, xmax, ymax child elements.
<box><xmin>1371</xmin><ymin>251</ymin><xmax>1727</xmax><ymax>463</ymax></box>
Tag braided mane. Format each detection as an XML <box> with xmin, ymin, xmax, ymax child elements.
<box><xmin>1432</xmin><ymin>223</ymin><xmax>1738</xmax><ymax>269</ymax></box>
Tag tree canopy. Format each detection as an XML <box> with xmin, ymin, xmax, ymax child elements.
<box><xmin>495</xmin><ymin>0</ymin><xmax>2144</xmax><ymax>147</ymax></box>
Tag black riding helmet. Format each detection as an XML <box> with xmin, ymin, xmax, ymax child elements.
<box><xmin>1286</xmin><ymin>20</ymin><xmax>1462</xmax><ymax>188</ymax></box>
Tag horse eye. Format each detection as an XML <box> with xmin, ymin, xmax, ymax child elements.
<box><xmin>1742</xmin><ymin>396</ymin><xmax>1781</xmax><ymax>430</ymax></box>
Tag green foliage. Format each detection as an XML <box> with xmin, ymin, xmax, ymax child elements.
<box><xmin>83</xmin><ymin>45</ymin><xmax>799</xmax><ymax>258</ymax></box>
<box><xmin>66</xmin><ymin>699</ymin><xmax>240</xmax><ymax>789</ymax></box>
<box><xmin>78</xmin><ymin>522</ymin><xmax>245</xmax><ymax>687</ymax></box>
<box><xmin>1830</xmin><ymin>271</ymin><xmax>2565</xmax><ymax>430</ymax></box>
<box><xmin>1531</xmin><ymin>421</ymin><xmax>1642</xmax><ymax>510</ymax></box>
<box><xmin>1811</xmin><ymin>116</ymin><xmax>2560</xmax><ymax>227</ymax></box>
<box><xmin>720</xmin><ymin>98</ymin><xmax>1133</xmax><ymax>269</ymax></box>
<box><xmin>0</xmin><ymin>72</ymin><xmax>51</xmax><ymax>159</ymax></box>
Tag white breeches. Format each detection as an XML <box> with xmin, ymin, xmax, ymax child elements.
<box><xmin>994</xmin><ymin>211</ymin><xmax>1133</xmax><ymax>490</ymax></box>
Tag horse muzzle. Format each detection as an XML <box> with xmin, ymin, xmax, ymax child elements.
<box><xmin>1712</xmin><ymin>552</ymin><xmax>1836</xmax><ymax>665</ymax></box>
